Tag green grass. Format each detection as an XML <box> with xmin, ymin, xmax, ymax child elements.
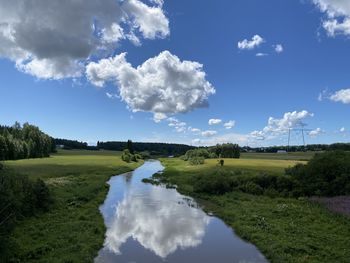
<box><xmin>158</xmin><ymin>158</ymin><xmax>350</xmax><ymax>263</ymax></box>
<box><xmin>4</xmin><ymin>149</ymin><xmax>142</xmax><ymax>263</ymax></box>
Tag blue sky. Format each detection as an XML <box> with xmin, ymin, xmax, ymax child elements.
<box><xmin>0</xmin><ymin>0</ymin><xmax>349</xmax><ymax>146</ymax></box>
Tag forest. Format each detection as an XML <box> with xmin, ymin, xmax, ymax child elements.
<box><xmin>0</xmin><ymin>122</ymin><xmax>54</xmax><ymax>160</ymax></box>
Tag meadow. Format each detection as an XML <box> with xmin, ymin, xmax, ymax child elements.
<box><xmin>158</xmin><ymin>155</ymin><xmax>350</xmax><ymax>263</ymax></box>
<box><xmin>3</xmin><ymin>150</ymin><xmax>142</xmax><ymax>263</ymax></box>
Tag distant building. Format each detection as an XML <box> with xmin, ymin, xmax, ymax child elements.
<box><xmin>168</xmin><ymin>155</ymin><xmax>174</xmax><ymax>158</ymax></box>
<box><xmin>277</xmin><ymin>150</ymin><xmax>287</xmax><ymax>154</ymax></box>
<box><xmin>56</xmin><ymin>144</ymin><xmax>65</xmax><ymax>149</ymax></box>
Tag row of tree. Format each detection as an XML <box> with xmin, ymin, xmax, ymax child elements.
<box><xmin>244</xmin><ymin>143</ymin><xmax>350</xmax><ymax>153</ymax></box>
<box><xmin>0</xmin><ymin>122</ymin><xmax>55</xmax><ymax>160</ymax></box>
<box><xmin>97</xmin><ymin>141</ymin><xmax>194</xmax><ymax>156</ymax></box>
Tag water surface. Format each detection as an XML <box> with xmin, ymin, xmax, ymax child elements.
<box><xmin>95</xmin><ymin>160</ymin><xmax>267</xmax><ymax>263</ymax></box>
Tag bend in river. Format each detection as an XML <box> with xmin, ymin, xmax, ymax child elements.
<box><xmin>95</xmin><ymin>160</ymin><xmax>268</xmax><ymax>263</ymax></box>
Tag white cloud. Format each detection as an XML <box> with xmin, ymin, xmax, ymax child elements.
<box><xmin>106</xmin><ymin>92</ymin><xmax>119</xmax><ymax>99</ymax></box>
<box><xmin>329</xmin><ymin>88</ymin><xmax>350</xmax><ymax>104</ymax></box>
<box><xmin>153</xmin><ymin>113</ymin><xmax>167</xmax><ymax>123</ymax></box>
<box><xmin>309</xmin><ymin>127</ymin><xmax>324</xmax><ymax>137</ymax></box>
<box><xmin>274</xmin><ymin>44</ymin><xmax>284</xmax><ymax>53</ymax></box>
<box><xmin>194</xmin><ymin>133</ymin><xmax>249</xmax><ymax>146</ymax></box>
<box><xmin>249</xmin><ymin>110</ymin><xmax>314</xmax><ymax>141</ymax></box>
<box><xmin>167</xmin><ymin>117</ymin><xmax>187</xmax><ymax>133</ymax></box>
<box><xmin>312</xmin><ymin>0</ymin><xmax>350</xmax><ymax>36</ymax></box>
<box><xmin>208</xmin><ymin>119</ymin><xmax>222</xmax><ymax>125</ymax></box>
<box><xmin>0</xmin><ymin>0</ymin><xmax>169</xmax><ymax>79</ymax></box>
<box><xmin>340</xmin><ymin>127</ymin><xmax>346</xmax><ymax>132</ymax></box>
<box><xmin>201</xmin><ymin>130</ymin><xmax>217</xmax><ymax>137</ymax></box>
<box><xmin>223</xmin><ymin>120</ymin><xmax>235</xmax><ymax>129</ymax></box>
<box><xmin>189</xmin><ymin>127</ymin><xmax>201</xmax><ymax>133</ymax></box>
<box><xmin>256</xmin><ymin>53</ymin><xmax>268</xmax><ymax>57</ymax></box>
<box><xmin>237</xmin><ymin>35</ymin><xmax>265</xmax><ymax>50</ymax></box>
<box><xmin>86</xmin><ymin>51</ymin><xmax>216</xmax><ymax>119</ymax></box>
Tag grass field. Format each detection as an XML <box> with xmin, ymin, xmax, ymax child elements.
<box><xmin>4</xmin><ymin>150</ymin><xmax>142</xmax><ymax>263</ymax></box>
<box><xmin>158</xmin><ymin>157</ymin><xmax>350</xmax><ymax>263</ymax></box>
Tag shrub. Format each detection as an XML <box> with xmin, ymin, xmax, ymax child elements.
<box><xmin>240</xmin><ymin>181</ymin><xmax>263</xmax><ymax>195</ymax></box>
<box><xmin>193</xmin><ymin>171</ymin><xmax>232</xmax><ymax>195</ymax></box>
<box><xmin>286</xmin><ymin>151</ymin><xmax>350</xmax><ymax>196</ymax></box>
<box><xmin>189</xmin><ymin>156</ymin><xmax>205</xmax><ymax>165</ymax></box>
<box><xmin>33</xmin><ymin>179</ymin><xmax>52</xmax><ymax>211</ymax></box>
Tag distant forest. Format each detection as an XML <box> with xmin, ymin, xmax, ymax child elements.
<box><xmin>54</xmin><ymin>138</ymin><xmax>350</xmax><ymax>156</ymax></box>
<box><xmin>0</xmin><ymin>122</ymin><xmax>54</xmax><ymax>160</ymax></box>
<box><xmin>97</xmin><ymin>141</ymin><xmax>194</xmax><ymax>156</ymax></box>
<box><xmin>244</xmin><ymin>143</ymin><xmax>350</xmax><ymax>153</ymax></box>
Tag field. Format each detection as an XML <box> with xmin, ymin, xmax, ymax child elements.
<box><xmin>158</xmin><ymin>155</ymin><xmax>350</xmax><ymax>263</ymax></box>
<box><xmin>4</xmin><ymin>150</ymin><xmax>142</xmax><ymax>263</ymax></box>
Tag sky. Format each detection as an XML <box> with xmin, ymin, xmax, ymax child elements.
<box><xmin>0</xmin><ymin>0</ymin><xmax>349</xmax><ymax>146</ymax></box>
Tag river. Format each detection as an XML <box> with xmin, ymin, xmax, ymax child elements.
<box><xmin>95</xmin><ymin>160</ymin><xmax>267</xmax><ymax>263</ymax></box>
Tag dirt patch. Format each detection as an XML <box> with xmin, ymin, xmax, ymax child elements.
<box><xmin>310</xmin><ymin>196</ymin><xmax>350</xmax><ymax>217</ymax></box>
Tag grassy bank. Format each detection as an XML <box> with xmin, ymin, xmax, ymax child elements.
<box><xmin>158</xmin><ymin>157</ymin><xmax>350</xmax><ymax>263</ymax></box>
<box><xmin>4</xmin><ymin>150</ymin><xmax>142</xmax><ymax>263</ymax></box>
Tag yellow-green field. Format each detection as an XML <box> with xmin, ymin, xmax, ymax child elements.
<box><xmin>241</xmin><ymin>151</ymin><xmax>317</xmax><ymax>161</ymax></box>
<box><xmin>4</xmin><ymin>150</ymin><xmax>142</xmax><ymax>263</ymax></box>
<box><xmin>163</xmin><ymin>157</ymin><xmax>306</xmax><ymax>175</ymax></box>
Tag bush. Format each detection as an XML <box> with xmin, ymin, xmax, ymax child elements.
<box><xmin>286</xmin><ymin>151</ymin><xmax>350</xmax><ymax>196</ymax></box>
<box><xmin>193</xmin><ymin>171</ymin><xmax>232</xmax><ymax>195</ymax></box>
<box><xmin>189</xmin><ymin>156</ymin><xmax>205</xmax><ymax>165</ymax></box>
<box><xmin>240</xmin><ymin>181</ymin><xmax>264</xmax><ymax>195</ymax></box>
<box><xmin>33</xmin><ymin>179</ymin><xmax>52</xmax><ymax>211</ymax></box>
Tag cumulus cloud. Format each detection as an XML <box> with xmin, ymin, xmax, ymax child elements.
<box><xmin>86</xmin><ymin>51</ymin><xmax>216</xmax><ymax>119</ymax></box>
<box><xmin>208</xmin><ymin>119</ymin><xmax>222</xmax><ymax>125</ymax></box>
<box><xmin>274</xmin><ymin>44</ymin><xmax>284</xmax><ymax>53</ymax></box>
<box><xmin>0</xmin><ymin>0</ymin><xmax>169</xmax><ymax>79</ymax></box>
<box><xmin>340</xmin><ymin>127</ymin><xmax>346</xmax><ymax>132</ymax></box>
<box><xmin>167</xmin><ymin>117</ymin><xmax>187</xmax><ymax>133</ymax></box>
<box><xmin>201</xmin><ymin>130</ymin><xmax>217</xmax><ymax>137</ymax></box>
<box><xmin>312</xmin><ymin>0</ymin><xmax>350</xmax><ymax>36</ymax></box>
<box><xmin>224</xmin><ymin>120</ymin><xmax>235</xmax><ymax>129</ymax></box>
<box><xmin>249</xmin><ymin>110</ymin><xmax>314</xmax><ymax>141</ymax></box>
<box><xmin>329</xmin><ymin>88</ymin><xmax>350</xmax><ymax>104</ymax></box>
<box><xmin>308</xmin><ymin>127</ymin><xmax>324</xmax><ymax>137</ymax></box>
<box><xmin>237</xmin><ymin>35</ymin><xmax>265</xmax><ymax>50</ymax></box>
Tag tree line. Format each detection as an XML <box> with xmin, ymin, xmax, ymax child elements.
<box><xmin>244</xmin><ymin>143</ymin><xmax>350</xmax><ymax>153</ymax></box>
<box><xmin>0</xmin><ymin>122</ymin><xmax>55</xmax><ymax>160</ymax></box>
<box><xmin>97</xmin><ymin>141</ymin><xmax>194</xmax><ymax>156</ymax></box>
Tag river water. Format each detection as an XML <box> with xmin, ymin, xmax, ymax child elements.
<box><xmin>95</xmin><ymin>160</ymin><xmax>268</xmax><ymax>263</ymax></box>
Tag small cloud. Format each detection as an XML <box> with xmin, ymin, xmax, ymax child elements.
<box><xmin>274</xmin><ymin>44</ymin><xmax>283</xmax><ymax>53</ymax></box>
<box><xmin>201</xmin><ymin>130</ymin><xmax>217</xmax><ymax>137</ymax></box>
<box><xmin>208</xmin><ymin>119</ymin><xmax>222</xmax><ymax>125</ymax></box>
<box><xmin>223</xmin><ymin>120</ymin><xmax>235</xmax><ymax>129</ymax></box>
<box><xmin>256</xmin><ymin>53</ymin><xmax>268</xmax><ymax>57</ymax></box>
<box><xmin>153</xmin><ymin>113</ymin><xmax>167</xmax><ymax>123</ymax></box>
<box><xmin>340</xmin><ymin>127</ymin><xmax>346</xmax><ymax>133</ymax></box>
<box><xmin>106</xmin><ymin>92</ymin><xmax>119</xmax><ymax>99</ymax></box>
<box><xmin>308</xmin><ymin>128</ymin><xmax>324</xmax><ymax>137</ymax></box>
<box><xmin>189</xmin><ymin>127</ymin><xmax>201</xmax><ymax>133</ymax></box>
<box><xmin>329</xmin><ymin>88</ymin><xmax>350</xmax><ymax>104</ymax></box>
<box><xmin>238</xmin><ymin>35</ymin><xmax>265</xmax><ymax>50</ymax></box>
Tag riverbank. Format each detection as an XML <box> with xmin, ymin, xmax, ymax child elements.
<box><xmin>3</xmin><ymin>150</ymin><xmax>143</xmax><ymax>262</ymax></box>
<box><xmin>157</xmin><ymin>157</ymin><xmax>350</xmax><ymax>263</ymax></box>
